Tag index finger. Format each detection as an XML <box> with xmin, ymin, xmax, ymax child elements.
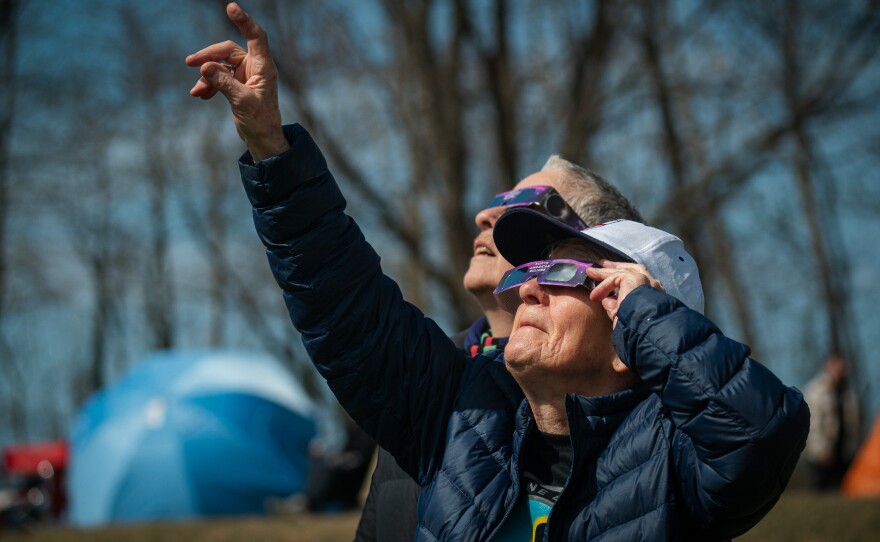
<box><xmin>589</xmin><ymin>275</ymin><xmax>620</xmax><ymax>303</ymax></box>
<box><xmin>586</xmin><ymin>266</ymin><xmax>626</xmax><ymax>283</ymax></box>
<box><xmin>227</xmin><ymin>2</ymin><xmax>271</xmax><ymax>60</ymax></box>
<box><xmin>599</xmin><ymin>259</ymin><xmax>656</xmax><ymax>282</ymax></box>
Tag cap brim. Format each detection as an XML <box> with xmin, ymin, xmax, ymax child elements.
<box><xmin>494</xmin><ymin>208</ymin><xmax>633</xmax><ymax>266</ymax></box>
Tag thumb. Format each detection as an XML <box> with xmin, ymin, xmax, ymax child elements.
<box><xmin>200</xmin><ymin>62</ymin><xmax>243</xmax><ymax>100</ymax></box>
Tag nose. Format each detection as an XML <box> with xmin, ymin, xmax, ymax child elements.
<box><xmin>474</xmin><ymin>205</ymin><xmax>505</xmax><ymax>231</ymax></box>
<box><xmin>518</xmin><ymin>277</ymin><xmax>549</xmax><ymax>306</ymax></box>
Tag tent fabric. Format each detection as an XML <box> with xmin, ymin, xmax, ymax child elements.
<box><xmin>68</xmin><ymin>350</ymin><xmax>319</xmax><ymax>526</ymax></box>
<box><xmin>842</xmin><ymin>412</ymin><xmax>880</xmax><ymax>497</ymax></box>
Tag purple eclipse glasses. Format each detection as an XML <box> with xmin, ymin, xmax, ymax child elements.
<box><xmin>488</xmin><ymin>186</ymin><xmax>587</xmax><ymax>230</ymax></box>
<box><xmin>493</xmin><ymin>259</ymin><xmax>597</xmax><ymax>312</ymax></box>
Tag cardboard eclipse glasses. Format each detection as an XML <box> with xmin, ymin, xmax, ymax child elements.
<box><xmin>493</xmin><ymin>259</ymin><xmax>597</xmax><ymax>313</ymax></box>
<box><xmin>488</xmin><ymin>186</ymin><xmax>587</xmax><ymax>231</ymax></box>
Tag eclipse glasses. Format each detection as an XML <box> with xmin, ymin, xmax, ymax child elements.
<box><xmin>488</xmin><ymin>186</ymin><xmax>587</xmax><ymax>231</ymax></box>
<box><xmin>493</xmin><ymin>259</ymin><xmax>597</xmax><ymax>312</ymax></box>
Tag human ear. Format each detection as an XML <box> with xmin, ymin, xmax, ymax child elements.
<box><xmin>611</xmin><ymin>356</ymin><xmax>629</xmax><ymax>374</ymax></box>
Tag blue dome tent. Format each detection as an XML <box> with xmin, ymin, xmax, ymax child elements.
<box><xmin>68</xmin><ymin>350</ymin><xmax>320</xmax><ymax>526</ymax></box>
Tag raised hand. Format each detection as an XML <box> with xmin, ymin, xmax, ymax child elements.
<box><xmin>587</xmin><ymin>260</ymin><xmax>664</xmax><ymax>327</ymax></box>
<box><xmin>185</xmin><ymin>2</ymin><xmax>289</xmax><ymax>161</ymax></box>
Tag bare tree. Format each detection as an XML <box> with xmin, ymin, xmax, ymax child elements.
<box><xmin>632</xmin><ymin>1</ymin><xmax>879</xmax><ymax>384</ymax></box>
<box><xmin>636</xmin><ymin>0</ymin><xmax>761</xmax><ymax>349</ymax></box>
<box><xmin>118</xmin><ymin>6</ymin><xmax>179</xmax><ymax>350</ymax></box>
<box><xmin>3</xmin><ymin>0</ymin><xmax>880</xmax><ymax>448</ymax></box>
<box><xmin>68</xmin><ymin>160</ymin><xmax>134</xmax><ymax>406</ymax></box>
<box><xmin>0</xmin><ymin>0</ymin><xmax>24</xmax><ymax>439</ymax></box>
<box><xmin>776</xmin><ymin>0</ymin><xmax>877</xmax><ymax>409</ymax></box>
<box><xmin>178</xmin><ymin>119</ymin><xmax>326</xmax><ymax>399</ymax></box>
<box><xmin>199</xmin><ymin>116</ymin><xmax>231</xmax><ymax>347</ymax></box>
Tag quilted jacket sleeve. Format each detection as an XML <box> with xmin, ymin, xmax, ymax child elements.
<box><xmin>238</xmin><ymin>124</ymin><xmax>467</xmax><ymax>483</ymax></box>
<box><xmin>612</xmin><ymin>286</ymin><xmax>810</xmax><ymax>539</ymax></box>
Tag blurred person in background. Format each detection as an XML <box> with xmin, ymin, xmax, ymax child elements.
<box><xmin>805</xmin><ymin>352</ymin><xmax>861</xmax><ymax>491</ymax></box>
<box><xmin>303</xmin><ymin>416</ymin><xmax>376</xmax><ymax>513</ymax></box>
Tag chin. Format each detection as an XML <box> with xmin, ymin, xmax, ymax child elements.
<box><xmin>502</xmin><ymin>337</ymin><xmax>532</xmax><ymax>369</ymax></box>
<box><xmin>463</xmin><ymin>276</ymin><xmax>498</xmax><ymax>297</ymax></box>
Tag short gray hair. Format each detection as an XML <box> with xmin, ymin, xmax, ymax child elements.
<box><xmin>547</xmin><ymin>238</ymin><xmax>620</xmax><ymax>263</ymax></box>
<box><xmin>541</xmin><ymin>155</ymin><xmax>643</xmax><ymax>226</ymax></box>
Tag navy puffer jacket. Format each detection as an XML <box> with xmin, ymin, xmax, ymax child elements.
<box><xmin>239</xmin><ymin>125</ymin><xmax>810</xmax><ymax>541</ymax></box>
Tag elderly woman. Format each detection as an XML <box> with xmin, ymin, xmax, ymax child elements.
<box><xmin>187</xmin><ymin>5</ymin><xmax>809</xmax><ymax>540</ymax></box>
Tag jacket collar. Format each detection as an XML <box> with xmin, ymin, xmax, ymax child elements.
<box><xmin>564</xmin><ymin>385</ymin><xmax>650</xmax><ymax>466</ymax></box>
<box><xmin>511</xmin><ymin>385</ymin><xmax>649</xmax><ymax>443</ymax></box>
<box><xmin>567</xmin><ymin>385</ymin><xmax>650</xmax><ymax>436</ymax></box>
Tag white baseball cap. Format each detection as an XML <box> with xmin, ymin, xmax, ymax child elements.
<box><xmin>493</xmin><ymin>208</ymin><xmax>704</xmax><ymax>313</ymax></box>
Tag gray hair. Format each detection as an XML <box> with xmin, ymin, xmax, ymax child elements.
<box><xmin>547</xmin><ymin>238</ymin><xmax>620</xmax><ymax>263</ymax></box>
<box><xmin>541</xmin><ymin>155</ymin><xmax>643</xmax><ymax>226</ymax></box>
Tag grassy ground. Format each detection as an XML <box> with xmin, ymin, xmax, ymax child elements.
<box><xmin>1</xmin><ymin>491</ymin><xmax>877</xmax><ymax>541</ymax></box>
<box><xmin>736</xmin><ymin>491</ymin><xmax>880</xmax><ymax>542</ymax></box>
<box><xmin>0</xmin><ymin>512</ymin><xmax>362</xmax><ymax>542</ymax></box>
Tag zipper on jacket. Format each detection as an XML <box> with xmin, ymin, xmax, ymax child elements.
<box><xmin>485</xmin><ymin>405</ymin><xmax>532</xmax><ymax>540</ymax></box>
<box><xmin>543</xmin><ymin>399</ymin><xmax>583</xmax><ymax>541</ymax></box>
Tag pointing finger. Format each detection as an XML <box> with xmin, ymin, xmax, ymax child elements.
<box><xmin>227</xmin><ymin>2</ymin><xmax>271</xmax><ymax>60</ymax></box>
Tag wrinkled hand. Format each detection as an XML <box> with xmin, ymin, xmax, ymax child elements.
<box><xmin>185</xmin><ymin>2</ymin><xmax>289</xmax><ymax>161</ymax></box>
<box><xmin>587</xmin><ymin>260</ymin><xmax>665</xmax><ymax>328</ymax></box>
